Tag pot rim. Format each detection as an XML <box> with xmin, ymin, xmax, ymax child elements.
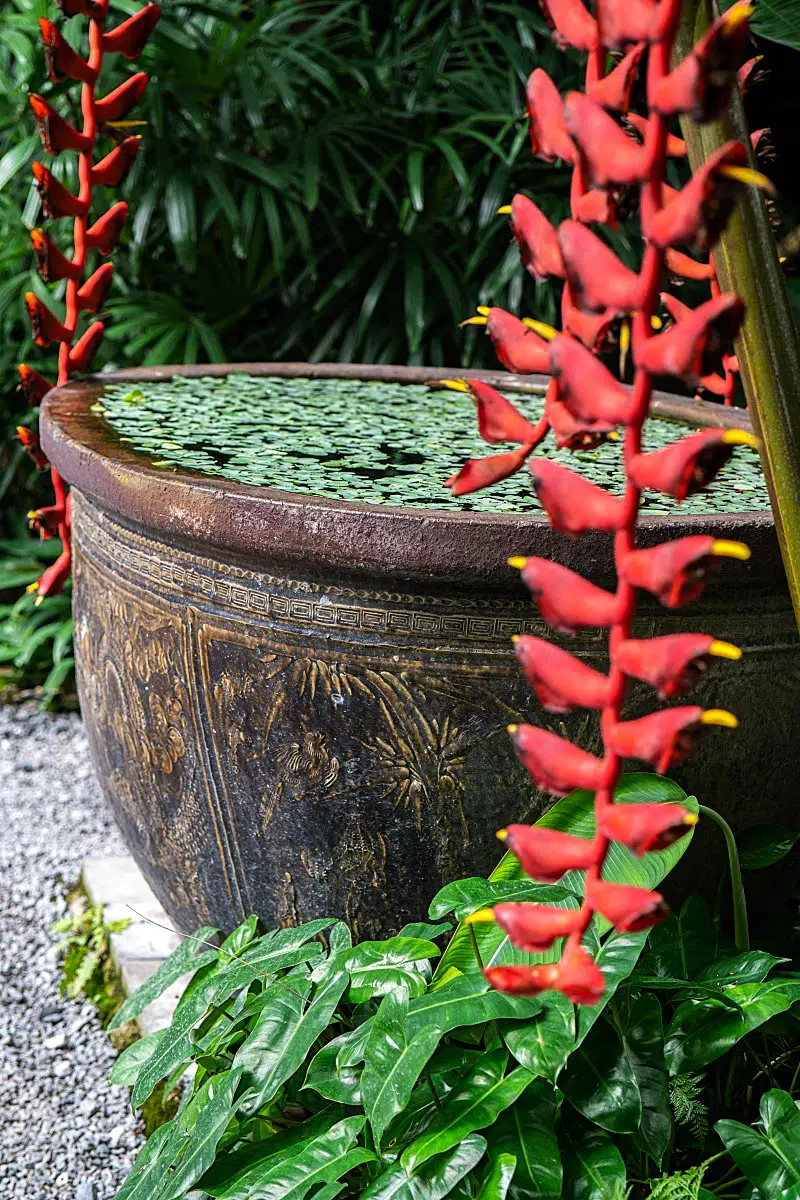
<box><xmin>41</xmin><ymin>362</ymin><xmax>777</xmax><ymax>586</ymax></box>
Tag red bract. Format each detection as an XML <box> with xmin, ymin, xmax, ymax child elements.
<box><xmin>545</xmin><ymin>383</ymin><xmax>616</xmax><ymax>450</ymax></box>
<box><xmin>665</xmin><ymin>247</ymin><xmax>715</xmax><ymax>281</ymax></box>
<box><xmin>466</xmin><ymin>308</ymin><xmax>553</xmax><ymax>374</ymax></box>
<box><xmin>565</xmin><ymin>92</ymin><xmax>654</xmax><ymax>187</ymax></box>
<box><xmin>86</xmin><ymin>202</ymin><xmax>129</xmax><ymax>254</ymax></box>
<box><xmin>636</xmin><ymin>293</ymin><xmax>744</xmax><ymax>384</ymax></box>
<box><xmin>91</xmin><ymin>138</ymin><xmax>140</xmax><ymax>188</ymax></box>
<box><xmin>69</xmin><ymin>321</ymin><xmax>105</xmax><ymax>371</ymax></box>
<box><xmin>29</xmin><ymin>94</ymin><xmax>91</xmax><ymax>155</ymax></box>
<box><xmin>526</xmin><ymin>70</ymin><xmax>575</xmax><ymax>163</ymax></box>
<box><xmin>17</xmin><ymin>365</ymin><xmax>53</xmax><ymax>405</ymax></box>
<box><xmin>563</xmin><ymin>305</ymin><xmax>616</xmax><ymax>352</ymax></box>
<box><xmin>651</xmin><ymin>5</ymin><xmax>753</xmax><ymax>122</ymax></box>
<box><xmin>31</xmin><ymin>230</ymin><xmax>81</xmax><ymax>284</ymax></box>
<box><xmin>446</xmin><ymin>445</ymin><xmax>531</xmax><ymax>497</ymax></box>
<box><xmin>621</xmin><ymin>535</ymin><xmax>750</xmax><ymax>606</ymax></box>
<box><xmin>78</xmin><ymin>263</ymin><xmax>114</xmax><ymax>311</ymax></box>
<box><xmin>615</xmin><ymin>632</ymin><xmax>742</xmax><ymax>698</ymax></box>
<box><xmin>455</xmin><ymin>379</ymin><xmax>540</xmax><ymax>445</ymax></box>
<box><xmin>25</xmin><ymin>292</ymin><xmax>69</xmax><ymax>347</ymax></box>
<box><xmin>469</xmin><ymin>902</ymin><xmax>584</xmax><ymax>950</ymax></box>
<box><xmin>17</xmin><ymin>426</ymin><xmax>49</xmax><ymax>470</ymax></box>
<box><xmin>549</xmin><ymin>334</ymin><xmax>636</xmax><ymax>426</ymax></box>
<box><xmin>94</xmin><ymin>72</ymin><xmax>148</xmax><ymax>122</ymax></box>
<box><xmin>509</xmin><ymin>724</ymin><xmax>605</xmax><ymax>796</ymax></box>
<box><xmin>587</xmin><ymin>43</ymin><xmax>645</xmax><ymax>112</ymax></box>
<box><xmin>514</xmin><ymin>636</ymin><xmax>612</xmax><ymax>712</ymax></box>
<box><xmin>539</xmin><ymin>0</ymin><xmax>598</xmax><ymax>52</ymax></box>
<box><xmin>506</xmin><ymin>194</ymin><xmax>565</xmax><ymax>280</ymax></box>
<box><xmin>595</xmin><ymin>0</ymin><xmax>670</xmax><ymax>47</ymax></box>
<box><xmin>511</xmin><ymin>556</ymin><xmax>622</xmax><ymax>632</ymax></box>
<box><xmin>33</xmin><ymin>163</ymin><xmax>88</xmax><ymax>220</ymax></box>
<box><xmin>626</xmin><ymin>112</ymin><xmax>686</xmax><ymax>156</ymax></box>
<box><xmin>552</xmin><ymin>942</ymin><xmax>606</xmax><ymax>1005</ymax></box>
<box><xmin>57</xmin><ymin>0</ymin><xmax>108</xmax><ymax>15</ymax></box>
<box><xmin>646</xmin><ymin>141</ymin><xmax>762</xmax><ymax>252</ymax></box>
<box><xmin>28</xmin><ymin>502</ymin><xmax>67</xmax><ymax>540</ymax></box>
<box><xmin>628</xmin><ymin>428</ymin><xmax>757</xmax><ymax>500</ymax></box>
<box><xmin>574</xmin><ymin>188</ymin><xmax>616</xmax><ymax>224</ymax></box>
<box><xmin>30</xmin><ymin>549</ymin><xmax>72</xmax><ymax>602</ymax></box>
<box><xmin>558</xmin><ymin>220</ymin><xmax>646</xmax><ymax>313</ymax></box>
<box><xmin>483</xmin><ymin>964</ymin><xmax>559</xmax><ymax>996</ymax></box>
<box><xmin>598</xmin><ymin>802</ymin><xmax>698</xmax><ymax>855</ymax></box>
<box><xmin>529</xmin><ymin>459</ymin><xmax>625</xmax><ymax>534</ymax></box>
<box><xmin>102</xmin><ymin>4</ymin><xmax>160</xmax><ymax>58</ymax></box>
<box><xmin>608</xmin><ymin>705</ymin><xmax>737</xmax><ymax>772</ymax></box>
<box><xmin>501</xmin><ymin>823</ymin><xmax>599</xmax><ymax>881</ymax></box>
<box><xmin>584</xmin><ymin>879</ymin><xmax>668</xmax><ymax>931</ymax></box>
<box><xmin>39</xmin><ymin>19</ymin><xmax>95</xmax><ymax>83</ymax></box>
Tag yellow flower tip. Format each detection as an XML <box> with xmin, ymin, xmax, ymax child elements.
<box><xmin>701</xmin><ymin>708</ymin><xmax>739</xmax><ymax>729</ymax></box>
<box><xmin>722</xmin><ymin>429</ymin><xmax>760</xmax><ymax>450</ymax></box>
<box><xmin>460</xmin><ymin>315</ymin><xmax>488</xmax><ymax>328</ymax></box>
<box><xmin>511</xmin><ymin>634</ymin><xmax>520</xmax><ymax>643</ymax></box>
<box><xmin>521</xmin><ymin>317</ymin><xmax>557</xmax><ymax>341</ymax></box>
<box><xmin>465</xmin><ymin>908</ymin><xmax>496</xmax><ymax>925</ymax></box>
<box><xmin>723</xmin><ymin>3</ymin><xmax>754</xmax><ymax>32</ymax></box>
<box><xmin>506</xmin><ymin>724</ymin><xmax>519</xmax><ymax>735</ymax></box>
<box><xmin>497</xmin><ymin>204</ymin><xmax>513</xmax><ymax>215</ymax></box>
<box><xmin>718</xmin><ymin>164</ymin><xmax>778</xmax><ymax>198</ymax></box>
<box><xmin>650</xmin><ymin>315</ymin><xmax>664</xmax><ymax>331</ymax></box>
<box><xmin>507</xmin><ymin>556</ymin><xmax>527</xmax><ymax>570</ymax></box>
<box><xmin>780</xmin><ymin>255</ymin><xmax>788</xmax><ymax>264</ymax></box>
<box><xmin>440</xmin><ymin>378</ymin><xmax>470</xmax><ymax>393</ymax></box>
<box><xmin>684</xmin><ymin>812</ymin><xmax>700</xmax><ymax>827</ymax></box>
<box><xmin>26</xmin><ymin>580</ymin><xmax>40</xmax><ymax>594</ymax></box>
<box><xmin>26</xmin><ymin>510</ymin><xmax>40</xmax><ymax>521</ymax></box>
<box><xmin>619</xmin><ymin>321</ymin><xmax>632</xmax><ymax>352</ymax></box>
<box><xmin>708</xmin><ymin>639</ymin><xmax>743</xmax><ymax>661</ymax></box>
<box><xmin>496</xmin><ymin>828</ymin><xmax>509</xmax><ymax>841</ymax></box>
<box><xmin>608</xmin><ymin>431</ymin><xmax>621</xmax><ymax>441</ymax></box>
<box><xmin>477</xmin><ymin>306</ymin><xmax>491</xmax><ymax>316</ymax></box>
<box><xmin>711</xmin><ymin>539</ymin><xmax>751</xmax><ymax>562</ymax></box>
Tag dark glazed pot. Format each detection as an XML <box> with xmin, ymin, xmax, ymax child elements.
<box><xmin>42</xmin><ymin>364</ymin><xmax>798</xmax><ymax>936</ymax></box>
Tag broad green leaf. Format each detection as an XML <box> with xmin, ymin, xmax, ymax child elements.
<box><xmin>665</xmin><ymin>983</ymin><xmax>793</xmax><ymax>1075</ymax></box>
<box><xmin>0</xmin><ymin>134</ymin><xmax>37</xmax><ymax>193</ymax></box>
<box><xmin>405</xmin><ymin>974</ymin><xmax>541</xmax><ymax>1040</ymax></box>
<box><xmin>401</xmin><ymin>1052</ymin><xmax>532</xmax><ymax>1173</ymax></box>
<box><xmin>154</xmin><ymin>1070</ymin><xmax>242</xmax><ymax>1200</ymax></box>
<box><xmin>492</xmin><ymin>1083</ymin><xmax>562</xmax><ymax>1200</ymax></box>
<box><xmin>361</xmin><ymin>1134</ymin><xmax>487</xmax><ymax>1200</ymax></box>
<box><xmin>646</xmin><ymin>898</ymin><xmax>719</xmax><ymax>981</ymax></box>
<box><xmin>716</xmin><ymin>1089</ymin><xmax>800</xmax><ymax>1197</ymax></box>
<box><xmin>362</xmin><ymin>986</ymin><xmax>441</xmax><ymax>1149</ymax></box>
<box><xmin>210</xmin><ymin>939</ymin><xmax>324</xmax><ymax>1005</ymax></box>
<box><xmin>560</xmin><ymin>1116</ymin><xmax>626</xmax><ymax>1200</ymax></box>
<box><xmin>109</xmin><ymin>926</ymin><xmax>219</xmax><ymax>1030</ymax></box>
<box><xmin>399</xmin><ymin>922</ymin><xmax>454</xmax><ymax>942</ymax></box>
<box><xmin>113</xmin><ymin>1122</ymin><xmax>175</xmax><ymax>1200</ymax></box>
<box><xmin>720</xmin><ymin>0</ymin><xmax>800</xmax><ymax>50</ymax></box>
<box><xmin>737</xmin><ymin>823</ymin><xmax>800</xmax><ymax>870</ymax></box>
<box><xmin>303</xmin><ymin>1038</ymin><xmax>362</xmax><ymax>1106</ymax></box>
<box><xmin>201</xmin><ymin>1107</ymin><xmax>345</xmax><ymax>1198</ymax></box>
<box><xmin>575</xmin><ymin>930</ymin><xmax>651</xmax><ymax>1044</ymax></box>
<box><xmin>235</xmin><ymin>967</ymin><xmax>348</xmax><ymax>1114</ymax></box>
<box><xmin>559</xmin><ymin>1020</ymin><xmax>641</xmax><ymax>1135</ymax></box>
<box><xmin>429</xmin><ymin>879</ymin><xmax>572</xmax><ymax>923</ymax></box>
<box><xmin>504</xmin><ymin>993</ymin><xmax>575</xmax><ymax>1085</ymax></box>
<box><xmin>623</xmin><ymin>995</ymin><xmax>671</xmax><ymax>1166</ymax></box>
<box><xmin>109</xmin><ymin>1030</ymin><xmax>165</xmax><ymax>1087</ymax></box>
<box><xmin>219</xmin><ymin>916</ymin><xmax>259</xmax><ymax>959</ymax></box>
<box><xmin>345</xmin><ymin>938</ymin><xmax>440</xmax><ymax>1004</ymax></box>
<box><xmin>476</xmin><ymin>1154</ymin><xmax>516</xmax><ymax>1200</ymax></box>
<box><xmin>244</xmin><ymin>1117</ymin><xmax>374</xmax><ymax>1200</ymax></box>
<box><xmin>696</xmin><ymin>951</ymin><xmax>788</xmax><ymax>988</ymax></box>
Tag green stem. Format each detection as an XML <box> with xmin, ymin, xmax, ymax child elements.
<box><xmin>699</xmin><ymin>804</ymin><xmax>749</xmax><ymax>952</ymax></box>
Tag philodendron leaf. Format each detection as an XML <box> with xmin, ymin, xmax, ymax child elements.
<box><xmin>558</xmin><ymin>1019</ymin><xmax>642</xmax><ymax>1135</ymax></box>
<box><xmin>696</xmin><ymin>951</ymin><xmax>789</xmax><ymax>989</ymax></box>
<box><xmin>109</xmin><ymin>925</ymin><xmax>220</xmax><ymax>1030</ymax></box>
<box><xmin>109</xmin><ymin>1029</ymin><xmax>165</xmax><ymax>1088</ymax></box>
<box><xmin>303</xmin><ymin>1038</ymin><xmax>363</xmax><ymax>1106</ymax></box>
<box><xmin>361</xmin><ymin>1134</ymin><xmax>487</xmax><ymax>1200</ymax></box>
<box><xmin>737</xmin><ymin>823</ymin><xmax>800</xmax><ymax>870</ymax></box>
<box><xmin>219</xmin><ymin>916</ymin><xmax>259</xmax><ymax>960</ymax></box>
<box><xmin>405</xmin><ymin>974</ymin><xmax>541</xmax><ymax>1039</ymax></box>
<box><xmin>491</xmin><ymin>1082</ymin><xmax>562</xmax><ymax>1200</ymax></box>
<box><xmin>665</xmin><ymin>982</ymin><xmax>794</xmax><ymax>1075</ymax></box>
<box><xmin>154</xmin><ymin>1070</ymin><xmax>243</xmax><ymax>1200</ymax></box>
<box><xmin>476</xmin><ymin>1154</ymin><xmax>517</xmax><ymax>1200</ymax></box>
<box><xmin>401</xmin><ymin>1052</ymin><xmax>533</xmax><ymax>1174</ymax></box>
<box><xmin>646</xmin><ymin>897</ymin><xmax>719</xmax><ymax>981</ymax></box>
<box><xmin>362</xmin><ymin>986</ymin><xmax>441</xmax><ymax>1149</ymax></box>
<box><xmin>429</xmin><ymin>879</ymin><xmax>572</xmax><ymax>923</ymax></box>
<box><xmin>345</xmin><ymin>938</ymin><xmax>441</xmax><ymax>1004</ymax></box>
<box><xmin>623</xmin><ymin>994</ymin><xmax>671</xmax><ymax>1167</ymax></box>
<box><xmin>504</xmin><ymin>993</ymin><xmax>575</xmax><ymax>1085</ymax></box>
<box><xmin>237</xmin><ymin>1116</ymin><xmax>375</xmax><ymax>1200</ymax></box>
<box><xmin>716</xmin><ymin>1088</ymin><xmax>800</xmax><ymax>1197</ymax></box>
<box><xmin>559</xmin><ymin>1115</ymin><xmax>627</xmax><ymax>1200</ymax></box>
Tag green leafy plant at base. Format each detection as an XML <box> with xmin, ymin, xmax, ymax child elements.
<box><xmin>107</xmin><ymin>775</ymin><xmax>800</xmax><ymax>1200</ymax></box>
<box><xmin>51</xmin><ymin>893</ymin><xmax>130</xmax><ymax>1025</ymax></box>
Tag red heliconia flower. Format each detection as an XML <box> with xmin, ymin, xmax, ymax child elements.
<box><xmin>33</xmin><ymin>163</ymin><xmax>88</xmax><ymax>220</ymax></box>
<box><xmin>608</xmin><ymin>705</ymin><xmax>737</xmax><ymax>772</ymax></box>
<box><xmin>27</xmin><ymin>501</ymin><xmax>67</xmax><ymax>540</ymax></box>
<box><xmin>620</xmin><ymin>535</ymin><xmax>750</xmax><ymax>607</ymax></box>
<box><xmin>510</xmin><ymin>555</ymin><xmax>622</xmax><ymax>632</ymax></box>
<box><xmin>94</xmin><ymin>72</ymin><xmax>148</xmax><ymax>123</ymax></box>
<box><xmin>595</xmin><ymin>0</ymin><xmax>671</xmax><ymax>48</ymax></box>
<box><xmin>665</xmin><ymin>247</ymin><xmax>715</xmax><ymax>281</ymax></box>
<box><xmin>500</xmin><ymin>822</ymin><xmax>599</xmax><ymax>881</ymax></box>
<box><xmin>86</xmin><ymin>202</ymin><xmax>129</xmax><ymax>254</ymax></box>
<box><xmin>57</xmin><ymin>0</ymin><xmax>108</xmax><ymax>15</ymax></box>
<box><xmin>30</xmin><ymin>230</ymin><xmax>80</xmax><ymax>284</ymax></box>
<box><xmin>614</xmin><ymin>632</ymin><xmax>742</xmax><ymax>698</ymax></box>
<box><xmin>636</xmin><ymin>294</ymin><xmax>743</xmax><ymax>385</ymax></box>
<box><xmin>17</xmin><ymin>364</ymin><xmax>54</xmax><ymax>405</ymax></box>
<box><xmin>585</xmin><ymin>879</ymin><xmax>668</xmax><ymax>931</ymax></box>
<box><xmin>539</xmin><ymin>0</ymin><xmax>599</xmax><ymax>52</ymax></box>
<box><xmin>509</xmin><ymin>724</ymin><xmax>605</xmax><ymax>796</ymax></box>
<box><xmin>102</xmin><ymin>4</ymin><xmax>161</xmax><ymax>59</ymax></box>
<box><xmin>526</xmin><ymin>70</ymin><xmax>576</xmax><ymax>164</ymax></box>
<box><xmin>468</xmin><ymin>902</ymin><xmax>584</xmax><ymax>951</ymax></box>
<box><xmin>69</xmin><ymin>322</ymin><xmax>105</xmax><ymax>372</ymax></box>
<box><xmin>628</xmin><ymin>428</ymin><xmax>757</xmax><ymax>500</ymax></box>
<box><xmin>737</xmin><ymin>55</ymin><xmax>763</xmax><ymax>94</ymax></box>
<box><xmin>16</xmin><ymin>426</ymin><xmax>49</xmax><ymax>470</ymax></box>
<box><xmin>483</xmin><ymin>964</ymin><xmax>559</xmax><ymax>996</ymax></box>
<box><xmin>651</xmin><ymin>4</ymin><xmax>753</xmax><ymax>123</ymax></box>
<box><xmin>552</xmin><ymin>941</ymin><xmax>606</xmax><ymax>1005</ymax></box>
<box><xmin>78</xmin><ymin>263</ymin><xmax>114</xmax><ymax>312</ymax></box>
<box><xmin>625</xmin><ymin>112</ymin><xmax>686</xmax><ymax>157</ymax></box>
<box><xmin>91</xmin><ymin>138</ymin><xmax>140</xmax><ymax>188</ymax></box>
<box><xmin>446</xmin><ymin>445</ymin><xmax>531</xmax><ymax>497</ymax></box>
<box><xmin>467</xmin><ymin>308</ymin><xmax>553</xmax><ymax>374</ymax></box>
<box><xmin>458</xmin><ymin>379</ymin><xmax>540</xmax><ymax>445</ymax></box>
<box><xmin>29</xmin><ymin>95</ymin><xmax>92</xmax><ymax>156</ymax></box>
<box><xmin>574</xmin><ymin>188</ymin><xmax>616</xmax><ymax>224</ymax></box>
<box><xmin>513</xmin><ymin>636</ymin><xmax>612</xmax><ymax>712</ymax></box>
<box><xmin>30</xmin><ymin>548</ymin><xmax>72</xmax><ymax>601</ymax></box>
<box><xmin>646</xmin><ymin>141</ymin><xmax>763</xmax><ymax>253</ymax></box>
<box><xmin>545</xmin><ymin>382</ymin><xmax>616</xmax><ymax>450</ymax></box>
<box><xmin>565</xmin><ymin>93</ymin><xmax>654</xmax><ymax>187</ymax></box>
<box><xmin>558</xmin><ymin>220</ymin><xmax>646</xmax><ymax>313</ymax></box>
<box><xmin>506</xmin><ymin>194</ymin><xmax>565</xmax><ymax>280</ymax></box>
<box><xmin>39</xmin><ymin>19</ymin><xmax>95</xmax><ymax>85</ymax></box>
<box><xmin>587</xmin><ymin>43</ymin><xmax>645</xmax><ymax>112</ymax></box>
<box><xmin>563</xmin><ymin>305</ymin><xmax>616</xmax><ymax>352</ymax></box>
<box><xmin>529</xmin><ymin>459</ymin><xmax>625</xmax><ymax>535</ymax></box>
<box><xmin>25</xmin><ymin>292</ymin><xmax>69</xmax><ymax>347</ymax></box>
<box><xmin>549</xmin><ymin>334</ymin><xmax>636</xmax><ymax>426</ymax></box>
<box><xmin>598</xmin><ymin>802</ymin><xmax>698</xmax><ymax>855</ymax></box>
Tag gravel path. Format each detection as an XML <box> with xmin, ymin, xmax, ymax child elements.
<box><xmin>0</xmin><ymin>702</ymin><xmax>144</xmax><ymax>1200</ymax></box>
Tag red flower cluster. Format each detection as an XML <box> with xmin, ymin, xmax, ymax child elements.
<box><xmin>17</xmin><ymin>2</ymin><xmax>159</xmax><ymax>596</ymax></box>
<box><xmin>445</xmin><ymin>0</ymin><xmax>765</xmax><ymax>1005</ymax></box>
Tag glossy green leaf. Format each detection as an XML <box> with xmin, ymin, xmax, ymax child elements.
<box><xmin>574</xmin><ymin>930</ymin><xmax>651</xmax><ymax>1044</ymax></box>
<box><xmin>361</xmin><ymin>1134</ymin><xmax>487</xmax><ymax>1200</ymax></box>
<box><xmin>559</xmin><ymin>1116</ymin><xmax>627</xmax><ymax>1200</ymax></box>
<box><xmin>113</xmin><ymin>1123</ymin><xmax>175</xmax><ymax>1200</ymax></box>
<box><xmin>716</xmin><ymin>1089</ymin><xmax>800</xmax><ymax>1197</ymax></box>
<box><xmin>303</xmin><ymin>1038</ymin><xmax>363</xmax><ymax>1106</ymax></box>
<box><xmin>646</xmin><ymin>897</ymin><xmax>719</xmax><ymax>981</ymax></box>
<box><xmin>665</xmin><ymin>983</ymin><xmax>793</xmax><ymax>1075</ymax></box>
<box><xmin>201</xmin><ymin>1107</ymin><xmax>346</xmax><ymax>1198</ymax></box>
<box><xmin>219</xmin><ymin>916</ymin><xmax>260</xmax><ymax>959</ymax></box>
<box><xmin>243</xmin><ymin>1117</ymin><xmax>374</xmax><ymax>1200</ymax></box>
<box><xmin>109</xmin><ymin>1030</ymin><xmax>165</xmax><ymax>1087</ymax></box>
<box><xmin>559</xmin><ymin>1020</ymin><xmax>641</xmax><ymax>1135</ymax></box>
<box><xmin>738</xmin><ymin>823</ymin><xmax>800</xmax><ymax>870</ymax></box>
<box><xmin>109</xmin><ymin>926</ymin><xmax>220</xmax><ymax>1030</ymax></box>
<box><xmin>362</xmin><ymin>986</ymin><xmax>441</xmax><ymax>1149</ymax></box>
<box><xmin>504</xmin><ymin>993</ymin><xmax>575</xmax><ymax>1085</ymax></box>
<box><xmin>401</xmin><ymin>1052</ymin><xmax>532</xmax><ymax>1173</ymax></box>
<box><xmin>154</xmin><ymin>1070</ymin><xmax>242</xmax><ymax>1200</ymax></box>
<box><xmin>429</xmin><ymin>879</ymin><xmax>573</xmax><ymax>923</ymax></box>
<box><xmin>623</xmin><ymin>995</ymin><xmax>671</xmax><ymax>1166</ymax></box>
<box><xmin>399</xmin><ymin>923</ymin><xmax>454</xmax><ymax>942</ymax></box>
<box><xmin>476</xmin><ymin>1153</ymin><xmax>517</xmax><ymax>1200</ymax></box>
<box><xmin>405</xmin><ymin>973</ymin><xmax>541</xmax><ymax>1039</ymax></box>
<box><xmin>491</xmin><ymin>1082</ymin><xmax>562</xmax><ymax>1200</ymax></box>
<box><xmin>345</xmin><ymin>938</ymin><xmax>440</xmax><ymax>1004</ymax></box>
<box><xmin>696</xmin><ymin>951</ymin><xmax>788</xmax><ymax>988</ymax></box>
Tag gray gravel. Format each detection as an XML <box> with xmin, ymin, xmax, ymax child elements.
<box><xmin>0</xmin><ymin>702</ymin><xmax>144</xmax><ymax>1199</ymax></box>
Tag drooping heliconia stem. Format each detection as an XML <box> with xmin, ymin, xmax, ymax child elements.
<box><xmin>442</xmin><ymin>0</ymin><xmax>770</xmax><ymax>1005</ymax></box>
<box><xmin>16</xmin><ymin>0</ymin><xmax>160</xmax><ymax>603</ymax></box>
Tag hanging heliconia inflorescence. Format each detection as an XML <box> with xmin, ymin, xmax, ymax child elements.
<box><xmin>445</xmin><ymin>0</ymin><xmax>771</xmax><ymax>1005</ymax></box>
<box><xmin>16</xmin><ymin>0</ymin><xmax>160</xmax><ymax>601</ymax></box>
